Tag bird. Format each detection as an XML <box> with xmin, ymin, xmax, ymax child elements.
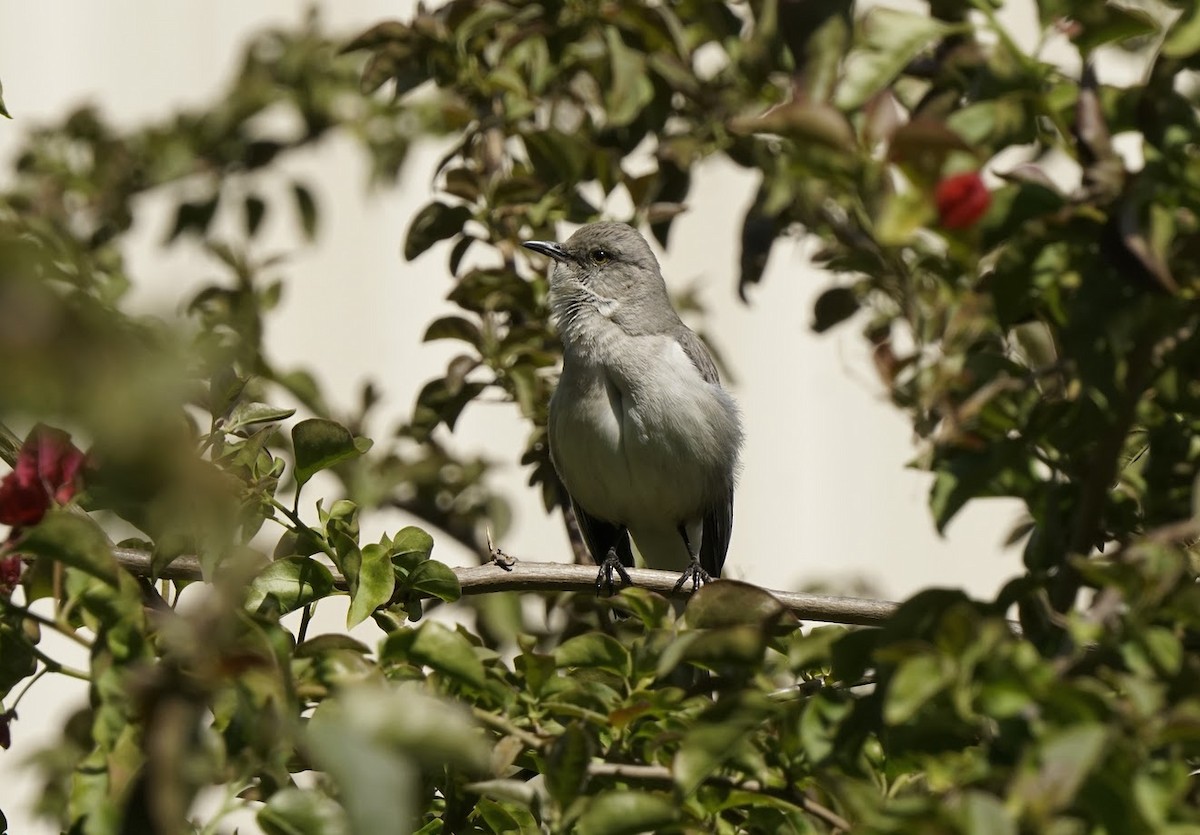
<box><xmin>522</xmin><ymin>222</ymin><xmax>742</xmax><ymax>595</ymax></box>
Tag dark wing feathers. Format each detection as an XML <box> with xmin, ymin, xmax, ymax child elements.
<box><xmin>675</xmin><ymin>327</ymin><xmax>721</xmax><ymax>386</ymax></box>
<box><xmin>677</xmin><ymin>327</ymin><xmax>734</xmax><ymax>578</ymax></box>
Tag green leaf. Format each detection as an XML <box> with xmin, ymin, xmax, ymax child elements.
<box><xmin>258</xmin><ymin>787</ymin><xmax>348</xmax><ymax>835</ymax></box>
<box><xmin>604</xmin><ymin>27</ymin><xmax>653</xmax><ymax>127</ymax></box>
<box><xmin>306</xmin><ymin>694</ymin><xmax>417</xmax><ymax>834</ymax></box>
<box><xmin>224</xmin><ymin>401</ymin><xmax>296</xmax><ymax>434</ymax></box>
<box><xmin>1011</xmin><ymin>724</ymin><xmax>1108</xmax><ymax>811</ymax></box>
<box><xmin>674</xmin><ymin>699</ymin><xmax>766</xmax><ymax>795</ymax></box>
<box><xmin>292</xmin><ymin>418</ymin><xmax>370</xmax><ymax>489</ymax></box>
<box><xmin>408</xmin><ymin>559</ymin><xmax>461</xmax><ymax>603</ymax></box>
<box><xmin>546</xmin><ymin>723</ymin><xmax>593</xmax><ymax>808</ymax></box>
<box><xmin>0</xmin><ymin>621</ymin><xmax>36</xmax><ymax>699</ymax></box>
<box><xmin>952</xmin><ymin>790</ymin><xmax>1017</xmax><ymax>835</ymax></box>
<box><xmin>404</xmin><ymin>202</ymin><xmax>471</xmax><ymax>261</ymax></box>
<box><xmin>812</xmin><ymin>286</ymin><xmax>860</xmax><ymax>333</ymax></box>
<box><xmin>0</xmin><ymin>77</ymin><xmax>10</xmax><ymax>119</ymax></box>
<box><xmin>683</xmin><ymin>580</ymin><xmax>788</xmax><ymax>629</ymax></box>
<box><xmin>391</xmin><ymin>526</ymin><xmax>435</xmax><ymax>565</ymax></box>
<box><xmin>1163</xmin><ymin>5</ymin><xmax>1200</xmax><ymax>60</ymax></box>
<box><xmin>244</xmin><ymin>193</ymin><xmax>267</xmax><ymax>237</ymax></box>
<box><xmin>245</xmin><ymin>556</ymin><xmax>337</xmax><ymax>615</ymax></box>
<box><xmin>836</xmin><ymin>9</ymin><xmax>954</xmax><ymax>110</ymax></box>
<box><xmin>884</xmin><ymin>653</ymin><xmax>949</xmax><ymax>724</ymax></box>
<box><xmin>554</xmin><ymin>633</ymin><xmax>629</xmax><ymax>676</ymax></box>
<box><xmin>346</xmin><ymin>543</ymin><xmax>396</xmax><ymax>629</ymax></box>
<box><xmin>19</xmin><ymin>511</ymin><xmax>118</xmax><ymax>585</ymax></box>
<box><xmin>576</xmin><ymin>791</ymin><xmax>678</xmax><ymax>835</ymax></box>
<box><xmin>310</xmin><ymin>682</ymin><xmax>490</xmax><ymax>775</ymax></box>
<box><xmin>293</xmin><ymin>181</ymin><xmax>318</xmax><ymax>240</ymax></box>
<box><xmin>1072</xmin><ymin>5</ymin><xmax>1158</xmax><ymax>53</ymax></box>
<box><xmin>393</xmin><ymin>621</ymin><xmax>487</xmax><ymax>688</ymax></box>
<box><xmin>423</xmin><ymin>315</ymin><xmax>482</xmax><ymax>348</ymax></box>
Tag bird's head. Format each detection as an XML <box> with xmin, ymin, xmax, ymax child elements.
<box><xmin>522</xmin><ymin>222</ymin><xmax>666</xmax><ymax>306</ymax></box>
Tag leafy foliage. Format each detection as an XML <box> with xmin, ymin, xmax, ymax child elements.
<box><xmin>3</xmin><ymin>2</ymin><xmax>1200</xmax><ymax>833</ymax></box>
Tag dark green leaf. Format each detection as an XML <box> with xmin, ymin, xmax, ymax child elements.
<box><xmin>404</xmin><ymin>621</ymin><xmax>486</xmax><ymax>688</ymax></box>
<box><xmin>812</xmin><ymin>286</ymin><xmax>860</xmax><ymax>333</ymax></box>
<box><xmin>404</xmin><ymin>202</ymin><xmax>471</xmax><ymax>261</ymax></box>
<box><xmin>244</xmin><ymin>194</ymin><xmax>267</xmax><ymax>237</ymax></box>
<box><xmin>554</xmin><ymin>633</ymin><xmax>629</xmax><ymax>676</ymax></box>
<box><xmin>546</xmin><ymin>723</ymin><xmax>593</xmax><ymax>807</ymax></box>
<box><xmin>423</xmin><ymin>316</ymin><xmax>482</xmax><ymax>348</ymax></box>
<box><xmin>408</xmin><ymin>559</ymin><xmax>461</xmax><ymax>603</ymax></box>
<box><xmin>293</xmin><ymin>182</ymin><xmax>318</xmax><ymax>240</ymax></box>
<box><xmin>245</xmin><ymin>556</ymin><xmax>336</xmax><ymax>615</ymax></box>
<box><xmin>0</xmin><ymin>621</ymin><xmax>36</xmax><ymax>699</ymax></box>
<box><xmin>292</xmin><ymin>418</ymin><xmax>369</xmax><ymax>489</ymax></box>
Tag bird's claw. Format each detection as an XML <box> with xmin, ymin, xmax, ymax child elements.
<box><xmin>671</xmin><ymin>560</ymin><xmax>712</xmax><ymax>594</ymax></box>
<box><xmin>594</xmin><ymin>554</ymin><xmax>633</xmax><ymax>596</ymax></box>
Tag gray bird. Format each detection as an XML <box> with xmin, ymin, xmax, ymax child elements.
<box><xmin>522</xmin><ymin>222</ymin><xmax>743</xmax><ymax>594</ymax></box>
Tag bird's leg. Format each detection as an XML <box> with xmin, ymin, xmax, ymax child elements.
<box><xmin>594</xmin><ymin>546</ymin><xmax>633</xmax><ymax>596</ymax></box>
<box><xmin>672</xmin><ymin>524</ymin><xmax>712</xmax><ymax>593</ymax></box>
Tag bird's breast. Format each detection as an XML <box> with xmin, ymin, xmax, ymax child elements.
<box><xmin>549</xmin><ymin>335</ymin><xmax>739</xmax><ymax>532</ymax></box>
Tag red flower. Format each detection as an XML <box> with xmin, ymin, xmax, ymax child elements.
<box><xmin>0</xmin><ymin>425</ymin><xmax>87</xmax><ymax>528</ymax></box>
<box><xmin>935</xmin><ymin>172</ymin><xmax>991</xmax><ymax>230</ymax></box>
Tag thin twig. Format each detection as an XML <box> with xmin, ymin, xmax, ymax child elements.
<box><xmin>0</xmin><ymin>597</ymin><xmax>92</xmax><ymax>648</ymax></box>
<box><xmin>471</xmin><ymin>707</ymin><xmax>546</xmax><ymax>751</ymax></box>
<box><xmin>110</xmin><ymin>547</ymin><xmax>900</xmax><ymax>627</ymax></box>
<box><xmin>587</xmin><ymin>761</ymin><xmax>852</xmax><ymax>831</ymax></box>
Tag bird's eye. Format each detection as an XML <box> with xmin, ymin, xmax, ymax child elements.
<box><xmin>590</xmin><ymin>248</ymin><xmax>610</xmax><ymax>264</ymax></box>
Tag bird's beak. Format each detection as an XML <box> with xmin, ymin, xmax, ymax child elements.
<box><xmin>521</xmin><ymin>240</ymin><xmax>571</xmax><ymax>262</ymax></box>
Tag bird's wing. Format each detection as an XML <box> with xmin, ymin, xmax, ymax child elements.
<box><xmin>701</xmin><ymin>488</ymin><xmax>733</xmax><ymax>578</ymax></box>
<box><xmin>677</xmin><ymin>329</ymin><xmax>735</xmax><ymax>578</ymax></box>
<box><xmin>675</xmin><ymin>327</ymin><xmax>721</xmax><ymax>386</ymax></box>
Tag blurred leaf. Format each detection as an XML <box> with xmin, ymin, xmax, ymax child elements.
<box><xmin>20</xmin><ymin>511</ymin><xmax>118</xmax><ymax>585</ymax></box>
<box><xmin>546</xmin><ymin>723</ymin><xmax>593</xmax><ymax>808</ymax></box>
<box><xmin>576</xmin><ymin>791</ymin><xmax>678</xmax><ymax>835</ymax></box>
<box><xmin>225</xmin><ymin>402</ymin><xmax>296</xmax><ymax>435</ymax></box>
<box><xmin>884</xmin><ymin>653</ymin><xmax>949</xmax><ymax>724</ymax></box>
<box><xmin>389</xmin><ymin>621</ymin><xmax>486</xmax><ymax>688</ymax></box>
<box><xmin>812</xmin><ymin>286</ymin><xmax>859</xmax><ymax>333</ymax></box>
<box><xmin>293</xmin><ymin>182</ymin><xmax>319</xmax><ymax>240</ymax></box>
<box><xmin>258</xmin><ymin>787</ymin><xmax>348</xmax><ymax>835</ymax></box>
<box><xmin>837</xmin><ymin>9</ymin><xmax>955</xmax><ymax>110</ymax></box>
<box><xmin>404</xmin><ymin>202</ymin><xmax>471</xmax><ymax>261</ymax></box>
<box><xmin>0</xmin><ymin>77</ymin><xmax>11</xmax><ymax>119</ymax></box>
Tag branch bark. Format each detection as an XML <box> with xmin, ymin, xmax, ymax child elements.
<box><xmin>110</xmin><ymin>547</ymin><xmax>898</xmax><ymax>627</ymax></box>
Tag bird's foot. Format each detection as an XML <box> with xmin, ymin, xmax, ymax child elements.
<box><xmin>671</xmin><ymin>559</ymin><xmax>712</xmax><ymax>594</ymax></box>
<box><xmin>594</xmin><ymin>553</ymin><xmax>633</xmax><ymax>596</ymax></box>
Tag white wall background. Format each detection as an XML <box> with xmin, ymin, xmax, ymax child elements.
<box><xmin>0</xmin><ymin>1</ymin><xmax>1076</xmax><ymax>831</ymax></box>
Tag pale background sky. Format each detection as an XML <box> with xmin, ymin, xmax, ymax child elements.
<box><xmin>0</xmin><ymin>1</ymin><xmax>1142</xmax><ymax>830</ymax></box>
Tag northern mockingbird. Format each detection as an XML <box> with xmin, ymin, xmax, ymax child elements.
<box><xmin>523</xmin><ymin>222</ymin><xmax>742</xmax><ymax>594</ymax></box>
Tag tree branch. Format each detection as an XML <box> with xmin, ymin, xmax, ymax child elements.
<box><xmin>587</xmin><ymin>761</ymin><xmax>852</xmax><ymax>832</ymax></box>
<box><xmin>110</xmin><ymin>547</ymin><xmax>898</xmax><ymax>627</ymax></box>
